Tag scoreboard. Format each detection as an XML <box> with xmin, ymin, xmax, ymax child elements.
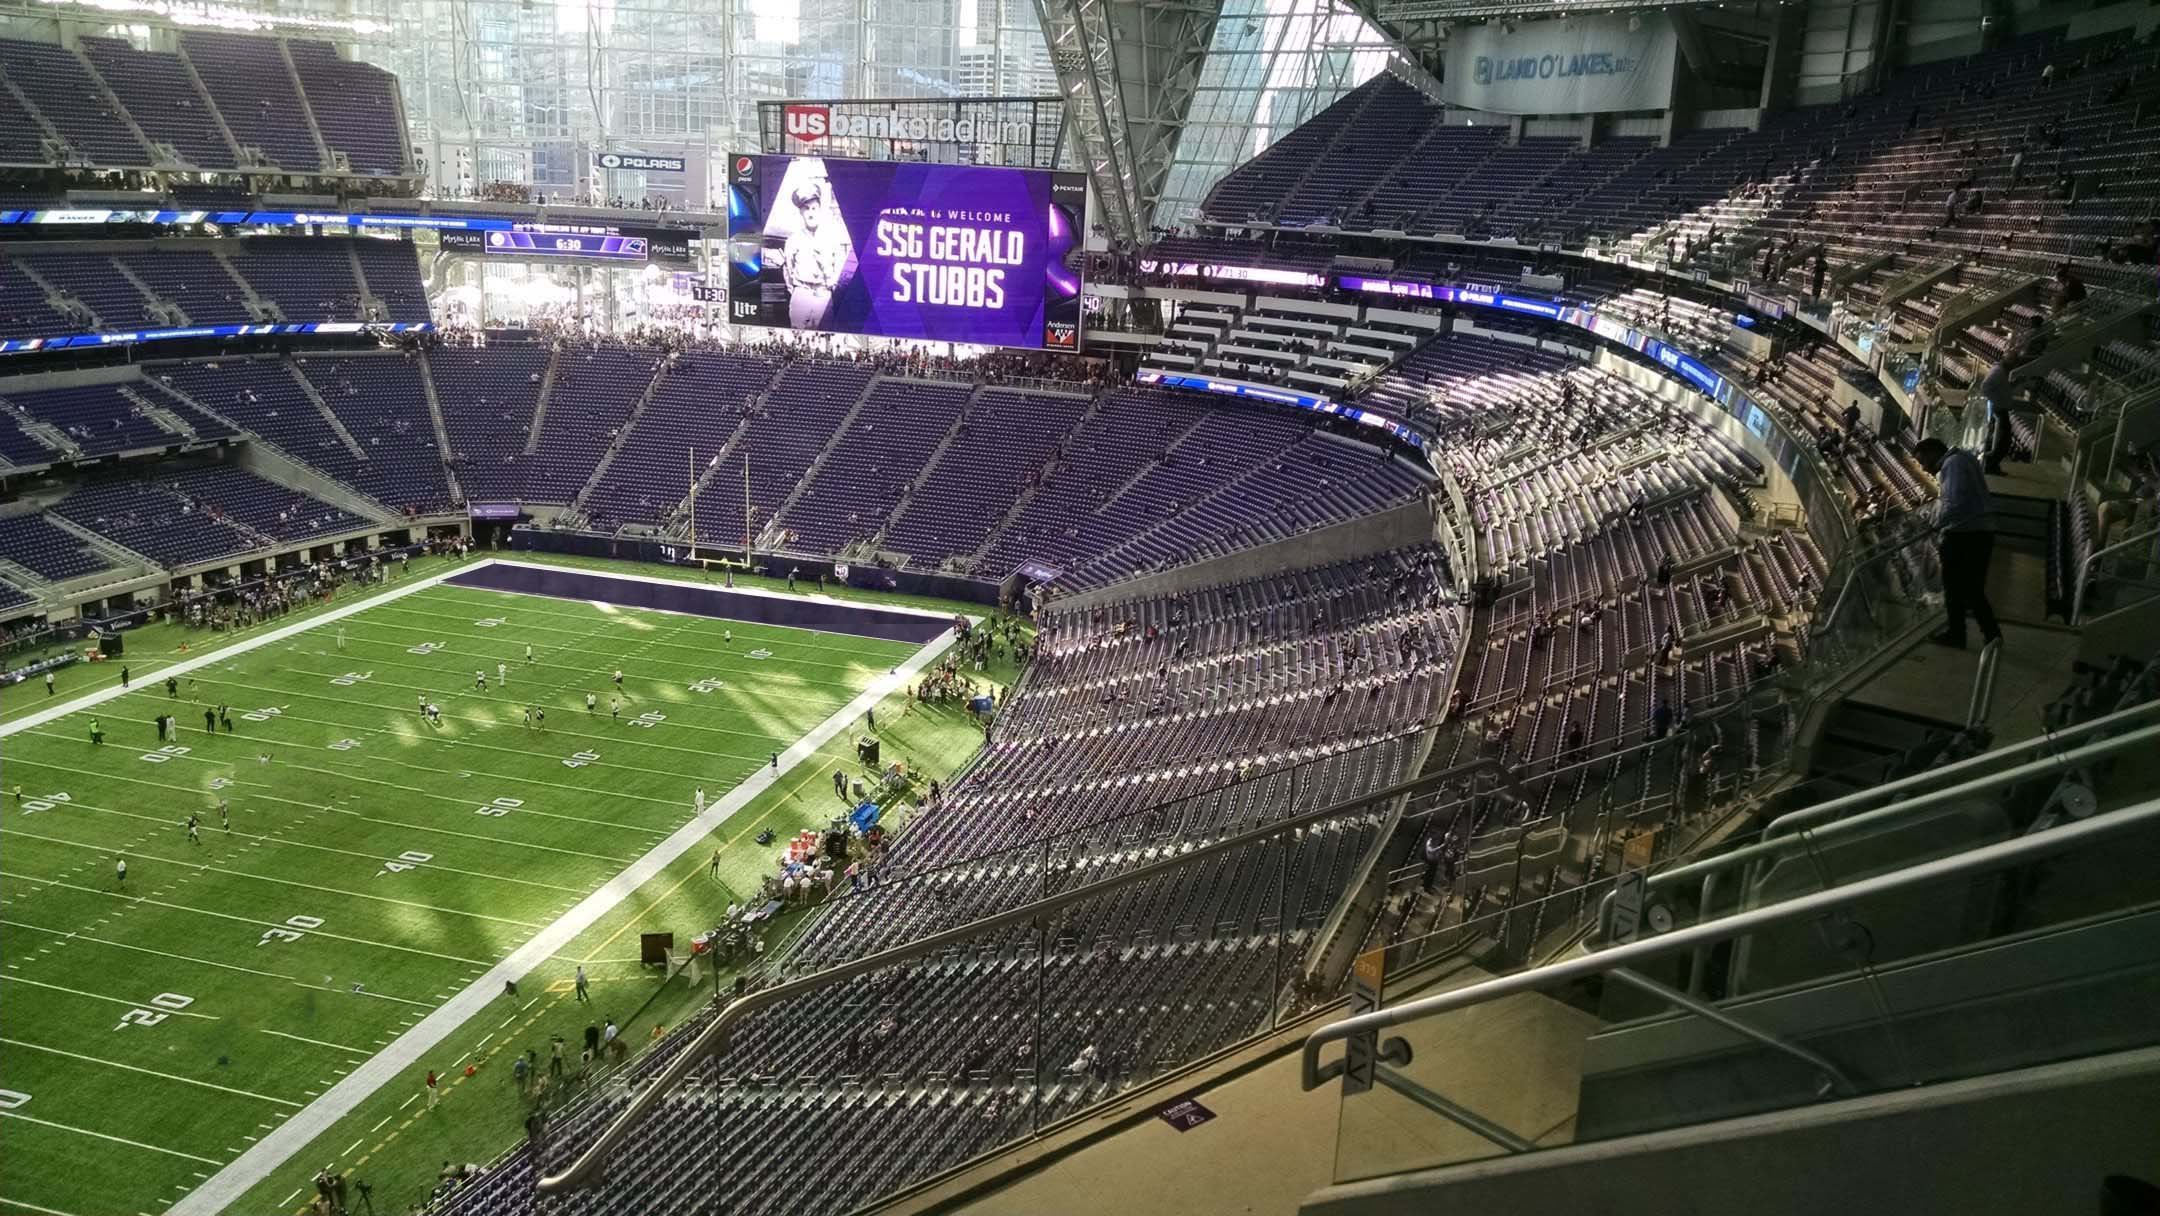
<box><xmin>441</xmin><ymin>222</ymin><xmax>693</xmax><ymax>264</ymax></box>
<box><xmin>484</xmin><ymin>230</ymin><xmax>650</xmax><ymax>261</ymax></box>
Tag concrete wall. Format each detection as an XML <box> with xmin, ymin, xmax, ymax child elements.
<box><xmin>1053</xmin><ymin>496</ymin><xmax>1437</xmax><ymax>612</ymax></box>
<box><xmin>1303</xmin><ymin>1045</ymin><xmax>2160</xmax><ymax>1216</ymax></box>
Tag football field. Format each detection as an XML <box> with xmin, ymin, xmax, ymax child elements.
<box><xmin>0</xmin><ymin>560</ymin><xmax>960</xmax><ymax>1216</ymax></box>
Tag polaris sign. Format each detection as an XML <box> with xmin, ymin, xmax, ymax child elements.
<box><xmin>1446</xmin><ymin>14</ymin><xmax>1676</xmax><ymax>115</ymax></box>
<box><xmin>596</xmin><ymin>151</ymin><xmax>686</xmax><ymax>173</ymax></box>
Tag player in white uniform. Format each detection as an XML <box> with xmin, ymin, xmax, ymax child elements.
<box><xmin>781</xmin><ymin>182</ymin><xmax>844</xmax><ymax>330</ymax></box>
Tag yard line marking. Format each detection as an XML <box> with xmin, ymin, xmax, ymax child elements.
<box><xmin>168</xmin><ymin>611</ymin><xmax>963</xmax><ymax>1216</ymax></box>
<box><xmin>0</xmin><ymin>829</ymin><xmax>549</xmax><ymax>929</ymax></box>
<box><xmin>0</xmin><ymin>1195</ymin><xmax>93</xmax><ymax>1216</ymax></box>
<box><xmin>2</xmin><ymin>756</ymin><xmax>649</xmax><ymax>868</ymax></box>
<box><xmin>0</xmin><ymin>1038</ymin><xmax>303</xmax><ymax>1107</ymax></box>
<box><xmin>369</xmin><ymin>1116</ymin><xmax>391</xmax><ymax>1133</ymax></box>
<box><xmin>343</xmin><ymin>1138</ymin><xmax>363</xmax><ymax>1156</ymax></box>
<box><xmin>0</xmin><ymin>918</ymin><xmax>296</xmax><ymax>981</ymax></box>
<box><xmin>397</xmin><ymin>1095</ymin><xmax>417</xmax><ymax>1110</ymax></box>
<box><xmin>0</xmin><ymin>559</ymin><xmax>475</xmax><ymax>742</ymax></box>
<box><xmin>292</xmin><ymin>981</ymin><xmax>435</xmax><ymax>1010</ymax></box>
<box><xmin>0</xmin><ymin>783</ymin><xmax>595</xmax><ymax>893</ymax></box>
<box><xmin>281</xmin><ymin>1189</ymin><xmax>302</xmax><ymax>1205</ymax></box>
<box><xmin>0</xmin><ymin>1111</ymin><xmax>222</xmax><ymax>1164</ymax></box>
<box><xmin>0</xmin><ymin>973</ymin><xmax>221</xmax><ymax>1019</ymax></box>
<box><xmin>260</xmin><ymin>1028</ymin><xmax>371</xmax><ymax>1056</ymax></box>
<box><xmin>0</xmin><ymin>871</ymin><xmax>492</xmax><ymax>967</ymax></box>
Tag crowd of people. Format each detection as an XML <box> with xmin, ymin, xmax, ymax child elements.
<box><xmin>432</xmin><ymin>180</ymin><xmax>696</xmax><ymax>214</ymax></box>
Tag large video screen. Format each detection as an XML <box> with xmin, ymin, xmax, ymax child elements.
<box><xmin>724</xmin><ymin>155</ymin><xmax>1085</xmax><ymax>349</ymax></box>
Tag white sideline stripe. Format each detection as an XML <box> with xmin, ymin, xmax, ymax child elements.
<box><xmin>0</xmin><ymin>560</ymin><xmax>476</xmax><ymax>741</ymax></box>
<box><xmin>0</xmin><ymin>1038</ymin><xmax>302</xmax><ymax>1108</ymax></box>
<box><xmin>166</xmin><ymin>588</ymin><xmax>964</xmax><ymax>1216</ymax></box>
<box><xmin>0</xmin><ymin>1110</ymin><xmax>222</xmax><ymax>1165</ymax></box>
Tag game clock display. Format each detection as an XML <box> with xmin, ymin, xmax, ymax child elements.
<box><xmin>725</xmin><ymin>155</ymin><xmax>1086</xmax><ymax>350</ymax></box>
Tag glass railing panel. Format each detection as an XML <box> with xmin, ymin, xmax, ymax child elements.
<box><xmin>1322</xmin><ymin>798</ymin><xmax>2160</xmax><ymax>1188</ymax></box>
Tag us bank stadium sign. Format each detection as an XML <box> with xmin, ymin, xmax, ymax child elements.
<box><xmin>758</xmin><ymin>97</ymin><xmax>1065</xmax><ymax>170</ymax></box>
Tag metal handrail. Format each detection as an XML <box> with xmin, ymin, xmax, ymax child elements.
<box><xmin>1302</xmin><ymin>795</ymin><xmax>2160</xmax><ymax>1092</ymax></box>
<box><xmin>1965</xmin><ymin>637</ymin><xmax>2003</xmax><ymax>731</ymax></box>
<box><xmin>1598</xmin><ymin>712</ymin><xmax>2160</xmax><ymax>935</ymax></box>
<box><xmin>2072</xmin><ymin>523</ymin><xmax>2160</xmax><ymax>624</ymax></box>
<box><xmin>1761</xmin><ymin>696</ymin><xmax>2160</xmax><ymax>843</ymax></box>
<box><xmin>535</xmin><ymin>754</ymin><xmax>1524</xmax><ymax>1194</ymax></box>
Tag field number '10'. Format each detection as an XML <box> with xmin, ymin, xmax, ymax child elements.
<box><xmin>257</xmin><ymin>914</ymin><xmax>323</xmax><ymax>946</ymax></box>
<box><xmin>115</xmin><ymin>992</ymin><xmax>195</xmax><ymax>1031</ymax></box>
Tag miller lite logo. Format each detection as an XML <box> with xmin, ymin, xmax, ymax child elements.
<box><xmin>784</xmin><ymin>104</ymin><xmax>831</xmax><ymax>143</ymax></box>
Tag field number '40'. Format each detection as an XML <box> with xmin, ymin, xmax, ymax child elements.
<box><xmin>257</xmin><ymin>915</ymin><xmax>323</xmax><ymax>946</ymax></box>
<box><xmin>19</xmin><ymin>791</ymin><xmax>71</xmax><ymax>814</ymax></box>
<box><xmin>474</xmin><ymin>797</ymin><xmax>524</xmax><ymax>817</ymax></box>
<box><xmin>114</xmin><ymin>992</ymin><xmax>194</xmax><ymax>1031</ymax></box>
<box><xmin>377</xmin><ymin>850</ymin><xmax>434</xmax><ymax>877</ymax></box>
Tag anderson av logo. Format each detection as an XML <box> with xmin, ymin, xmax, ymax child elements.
<box><xmin>784</xmin><ymin>104</ymin><xmax>832</xmax><ymax>143</ymax></box>
<box><xmin>1474</xmin><ymin>51</ymin><xmax>1639</xmax><ymax>87</ymax></box>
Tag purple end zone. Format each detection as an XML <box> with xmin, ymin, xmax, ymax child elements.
<box><xmin>445</xmin><ymin>564</ymin><xmax>954</xmax><ymax>645</ymax></box>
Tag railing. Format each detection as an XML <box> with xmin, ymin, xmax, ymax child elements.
<box><xmin>1965</xmin><ymin>636</ymin><xmax>2002</xmax><ymax>731</ymax></box>
<box><xmin>1302</xmin><ymin>793</ymin><xmax>2160</xmax><ymax>1182</ymax></box>
<box><xmin>2072</xmin><ymin>522</ymin><xmax>2160</xmax><ymax>625</ymax></box>
<box><xmin>1786</xmin><ymin>524</ymin><xmax>1942</xmax><ymax>700</ymax></box>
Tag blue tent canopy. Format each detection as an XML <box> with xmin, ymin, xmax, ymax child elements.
<box><xmin>851</xmin><ymin>801</ymin><xmax>882</xmax><ymax>832</ymax></box>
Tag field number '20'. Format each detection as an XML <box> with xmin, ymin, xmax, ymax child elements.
<box><xmin>257</xmin><ymin>914</ymin><xmax>323</xmax><ymax>946</ymax></box>
<box><xmin>114</xmin><ymin>992</ymin><xmax>195</xmax><ymax>1031</ymax></box>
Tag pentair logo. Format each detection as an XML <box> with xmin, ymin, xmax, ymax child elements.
<box><xmin>783</xmin><ymin>103</ymin><xmax>831</xmax><ymax>143</ymax></box>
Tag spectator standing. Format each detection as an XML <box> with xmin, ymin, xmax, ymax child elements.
<box><xmin>1915</xmin><ymin>438</ymin><xmax>2003</xmax><ymax>651</ymax></box>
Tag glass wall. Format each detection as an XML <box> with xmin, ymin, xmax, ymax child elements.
<box><xmin>1153</xmin><ymin>0</ymin><xmax>1396</xmax><ymax>229</ymax></box>
<box><xmin>6</xmin><ymin>0</ymin><xmax>1057</xmax><ymax>208</ymax></box>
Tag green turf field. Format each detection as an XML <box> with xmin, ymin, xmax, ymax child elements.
<box><xmin>0</xmin><ymin>560</ymin><xmax>1005</xmax><ymax>1216</ymax></box>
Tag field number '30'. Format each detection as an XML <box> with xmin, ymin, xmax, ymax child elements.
<box><xmin>257</xmin><ymin>914</ymin><xmax>323</xmax><ymax>946</ymax></box>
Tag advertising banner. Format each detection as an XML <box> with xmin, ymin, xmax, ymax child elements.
<box><xmin>1443</xmin><ymin>14</ymin><xmax>1678</xmax><ymax>115</ymax></box>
